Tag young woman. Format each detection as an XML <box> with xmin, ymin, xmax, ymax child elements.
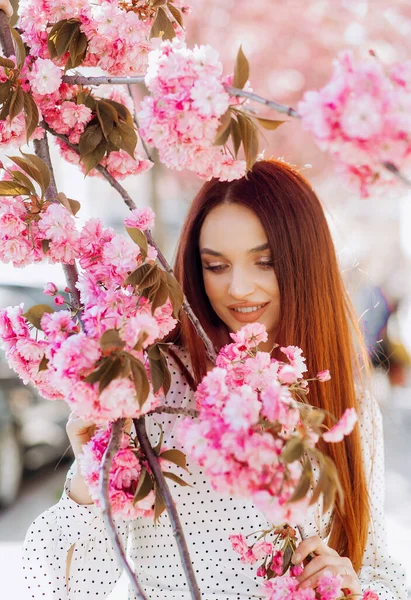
<box><xmin>22</xmin><ymin>160</ymin><xmax>407</xmax><ymax>600</ymax></box>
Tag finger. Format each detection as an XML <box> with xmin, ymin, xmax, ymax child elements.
<box><xmin>292</xmin><ymin>535</ymin><xmax>338</xmax><ymax>564</ymax></box>
<box><xmin>296</xmin><ymin>555</ymin><xmax>350</xmax><ymax>585</ymax></box>
<box><xmin>0</xmin><ymin>1</ymin><xmax>13</xmax><ymax>17</ymax></box>
<box><xmin>299</xmin><ymin>564</ymin><xmax>354</xmax><ymax>591</ymax></box>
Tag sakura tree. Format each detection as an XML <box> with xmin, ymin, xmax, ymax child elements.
<box><xmin>0</xmin><ymin>1</ymin><xmax>408</xmax><ymax>598</ymax></box>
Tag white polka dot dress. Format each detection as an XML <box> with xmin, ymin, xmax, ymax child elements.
<box><xmin>22</xmin><ymin>348</ymin><xmax>407</xmax><ymax>600</ymax></box>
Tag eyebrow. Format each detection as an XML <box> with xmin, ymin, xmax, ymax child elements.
<box><xmin>200</xmin><ymin>242</ymin><xmax>270</xmax><ymax>257</ymax></box>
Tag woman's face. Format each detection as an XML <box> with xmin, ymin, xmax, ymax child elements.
<box><xmin>199</xmin><ymin>203</ymin><xmax>280</xmax><ymax>349</ymax></box>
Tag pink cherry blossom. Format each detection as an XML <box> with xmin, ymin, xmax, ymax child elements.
<box><xmin>43</xmin><ymin>282</ymin><xmax>58</xmax><ymax>296</ymax></box>
<box><xmin>27</xmin><ymin>58</ymin><xmax>62</xmax><ymax>95</ymax></box>
<box><xmin>317</xmin><ymin>369</ymin><xmax>331</xmax><ymax>382</ymax></box>
<box><xmin>323</xmin><ymin>408</ymin><xmax>358</xmax><ymax>442</ymax></box>
<box><xmin>124</xmin><ymin>206</ymin><xmax>155</xmax><ymax>232</ymax></box>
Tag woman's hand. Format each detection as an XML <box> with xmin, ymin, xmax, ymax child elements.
<box><xmin>0</xmin><ymin>1</ymin><xmax>13</xmax><ymax>17</ymax></box>
<box><xmin>293</xmin><ymin>535</ymin><xmax>361</xmax><ymax>595</ymax></box>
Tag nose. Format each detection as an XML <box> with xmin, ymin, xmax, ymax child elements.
<box><xmin>228</xmin><ymin>267</ymin><xmax>256</xmax><ymax>299</ymax></box>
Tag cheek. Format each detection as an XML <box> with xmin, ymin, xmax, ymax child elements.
<box><xmin>202</xmin><ymin>272</ymin><xmax>222</xmax><ymax>304</ymax></box>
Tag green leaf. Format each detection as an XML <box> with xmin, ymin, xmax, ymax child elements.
<box><xmin>0</xmin><ymin>57</ymin><xmax>16</xmax><ymax>69</ymax></box>
<box><xmin>41</xmin><ymin>239</ymin><xmax>50</xmax><ymax>254</ymax></box>
<box><xmin>0</xmin><ymin>180</ymin><xmax>30</xmax><ymax>196</ymax></box>
<box><xmin>150</xmin><ymin>6</ymin><xmax>175</xmax><ymax>40</ymax></box>
<box><xmin>0</xmin><ymin>94</ymin><xmax>11</xmax><ymax>121</ymax></box>
<box><xmin>38</xmin><ymin>355</ymin><xmax>49</xmax><ymax>372</ymax></box>
<box><xmin>288</xmin><ymin>459</ymin><xmax>312</xmax><ymax>503</ymax></box>
<box><xmin>23</xmin><ymin>304</ymin><xmax>55</xmax><ymax>330</ymax></box>
<box><xmin>163</xmin><ymin>472</ymin><xmax>191</xmax><ymax>487</ymax></box>
<box><xmin>104</xmin><ymin>99</ymin><xmax>134</xmax><ymax>127</ymax></box>
<box><xmin>68</xmin><ymin>198</ymin><xmax>81</xmax><ymax>216</ymax></box>
<box><xmin>232</xmin><ymin>45</ymin><xmax>249</xmax><ymax>90</ymax></box>
<box><xmin>148</xmin><ymin>350</ymin><xmax>171</xmax><ymax>395</ymax></box>
<box><xmin>167</xmin><ymin>3</ymin><xmax>184</xmax><ymax>27</ymax></box>
<box><xmin>55</xmin><ymin>20</ymin><xmax>77</xmax><ymax>57</ymax></box>
<box><xmin>133</xmin><ymin>467</ymin><xmax>154</xmax><ymax>504</ymax></box>
<box><xmin>159</xmin><ymin>448</ymin><xmax>189</xmax><ymax>471</ymax></box>
<box><xmin>153</xmin><ymin>425</ymin><xmax>164</xmax><ymax>455</ymax></box>
<box><xmin>230</xmin><ymin>118</ymin><xmax>242</xmax><ymax>157</ymax></box>
<box><xmin>109</xmin><ymin>121</ymin><xmax>137</xmax><ymax>158</ymax></box>
<box><xmin>214</xmin><ymin>110</ymin><xmax>232</xmax><ymax>146</ymax></box>
<box><xmin>96</xmin><ymin>99</ymin><xmax>118</xmax><ymax>139</ymax></box>
<box><xmin>82</xmin><ymin>139</ymin><xmax>107</xmax><ymax>175</ymax></box>
<box><xmin>12</xmin><ymin>170</ymin><xmax>37</xmax><ymax>195</ymax></box>
<box><xmin>154</xmin><ymin>486</ymin><xmax>166</xmax><ymax>522</ymax></box>
<box><xmin>281</xmin><ymin>437</ymin><xmax>304</xmax><ymax>463</ymax></box>
<box><xmin>129</xmin><ymin>355</ymin><xmax>150</xmax><ymax>407</ymax></box>
<box><xmin>125</xmin><ymin>263</ymin><xmax>160</xmax><ymax>290</ymax></box>
<box><xmin>79</xmin><ymin>123</ymin><xmax>104</xmax><ymax>156</ymax></box>
<box><xmin>23</xmin><ymin>92</ymin><xmax>40</xmax><ymax>142</ymax></box>
<box><xmin>68</xmin><ymin>27</ymin><xmax>88</xmax><ymax>69</ymax></box>
<box><xmin>98</xmin><ymin>357</ymin><xmax>123</xmax><ymax>394</ymax></box>
<box><xmin>255</xmin><ymin>117</ymin><xmax>286</xmax><ymax>130</ymax></box>
<box><xmin>0</xmin><ymin>82</ymin><xmax>12</xmax><ymax>105</ymax></box>
<box><xmin>9</xmin><ymin>86</ymin><xmax>24</xmax><ymax>123</ymax></box>
<box><xmin>126</xmin><ymin>227</ymin><xmax>148</xmax><ymax>259</ymax></box>
<box><xmin>11</xmin><ymin>28</ymin><xmax>27</xmax><ymax>71</ymax></box>
<box><xmin>150</xmin><ymin>276</ymin><xmax>169</xmax><ymax>313</ymax></box>
<box><xmin>165</xmin><ymin>271</ymin><xmax>184</xmax><ymax>318</ymax></box>
<box><xmin>236</xmin><ymin>112</ymin><xmax>259</xmax><ymax>171</ymax></box>
<box><xmin>99</xmin><ymin>329</ymin><xmax>125</xmax><ymax>352</ymax></box>
<box><xmin>8</xmin><ymin>155</ymin><xmax>45</xmax><ymax>194</ymax></box>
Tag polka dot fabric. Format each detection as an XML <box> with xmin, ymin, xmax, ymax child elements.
<box><xmin>22</xmin><ymin>348</ymin><xmax>407</xmax><ymax>600</ymax></box>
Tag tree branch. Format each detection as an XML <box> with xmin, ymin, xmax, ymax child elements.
<box><xmin>382</xmin><ymin>162</ymin><xmax>411</xmax><ymax>188</ymax></box>
<box><xmin>33</xmin><ymin>135</ymin><xmax>82</xmax><ymax>311</ymax></box>
<box><xmin>134</xmin><ymin>417</ymin><xmax>201</xmax><ymax>600</ymax></box>
<box><xmin>147</xmin><ymin>405</ymin><xmax>199</xmax><ymax>419</ymax></box>
<box><xmin>63</xmin><ymin>75</ymin><xmax>145</xmax><ymax>86</ymax></box>
<box><xmin>100</xmin><ymin>419</ymin><xmax>149</xmax><ymax>600</ymax></box>
<box><xmin>127</xmin><ymin>83</ymin><xmax>154</xmax><ymax>162</ymax></box>
<box><xmin>43</xmin><ymin>123</ymin><xmax>218</xmax><ymax>362</ymax></box>
<box><xmin>224</xmin><ymin>85</ymin><xmax>300</xmax><ymax>118</ymax></box>
<box><xmin>0</xmin><ymin>10</ymin><xmax>13</xmax><ymax>57</ymax></box>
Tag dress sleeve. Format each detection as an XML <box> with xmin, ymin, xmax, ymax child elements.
<box><xmin>357</xmin><ymin>391</ymin><xmax>407</xmax><ymax>600</ymax></box>
<box><xmin>22</xmin><ymin>460</ymin><xmax>129</xmax><ymax>600</ymax></box>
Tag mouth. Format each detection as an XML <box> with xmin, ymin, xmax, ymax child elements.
<box><xmin>228</xmin><ymin>302</ymin><xmax>270</xmax><ymax>322</ymax></box>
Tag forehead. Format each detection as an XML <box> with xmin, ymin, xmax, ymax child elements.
<box><xmin>199</xmin><ymin>203</ymin><xmax>268</xmax><ymax>251</ymax></box>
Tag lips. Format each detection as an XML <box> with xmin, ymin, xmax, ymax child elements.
<box><xmin>228</xmin><ymin>302</ymin><xmax>269</xmax><ymax>323</ymax></box>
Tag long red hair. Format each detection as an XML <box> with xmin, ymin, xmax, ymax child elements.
<box><xmin>169</xmin><ymin>159</ymin><xmax>369</xmax><ymax>571</ymax></box>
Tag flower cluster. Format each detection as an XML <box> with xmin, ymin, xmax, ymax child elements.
<box><xmin>0</xmin><ymin>197</ymin><xmax>80</xmax><ymax>268</ymax></box>
<box><xmin>18</xmin><ymin>0</ymin><xmax>189</xmax><ymax>75</ymax></box>
<box><xmin>138</xmin><ymin>39</ymin><xmax>246</xmax><ymax>180</ymax></box>
<box><xmin>298</xmin><ymin>52</ymin><xmax>411</xmax><ymax>198</ymax></box>
<box><xmin>178</xmin><ymin>323</ymin><xmax>357</xmax><ymax>526</ymax></box>
<box><xmin>33</xmin><ymin>83</ymin><xmax>152</xmax><ymax>180</ymax></box>
<box><xmin>78</xmin><ymin>426</ymin><xmax>156</xmax><ymax>519</ymax></box>
<box><xmin>263</xmin><ymin>571</ymin><xmax>379</xmax><ymax>600</ymax></box>
<box><xmin>0</xmin><ymin>207</ymin><xmax>177</xmax><ymax>422</ymax></box>
<box><xmin>230</xmin><ymin>527</ymin><xmax>378</xmax><ymax>600</ymax></box>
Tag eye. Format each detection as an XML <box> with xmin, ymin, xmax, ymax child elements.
<box><xmin>203</xmin><ymin>264</ymin><xmax>227</xmax><ymax>273</ymax></box>
<box><xmin>257</xmin><ymin>260</ymin><xmax>274</xmax><ymax>269</ymax></box>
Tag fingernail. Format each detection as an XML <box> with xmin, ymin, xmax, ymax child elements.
<box><xmin>292</xmin><ymin>552</ymin><xmax>301</xmax><ymax>564</ymax></box>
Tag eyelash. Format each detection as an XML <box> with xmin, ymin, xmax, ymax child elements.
<box><xmin>204</xmin><ymin>261</ymin><xmax>274</xmax><ymax>273</ymax></box>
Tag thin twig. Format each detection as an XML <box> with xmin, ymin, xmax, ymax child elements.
<box><xmin>100</xmin><ymin>419</ymin><xmax>149</xmax><ymax>600</ymax></box>
<box><xmin>127</xmin><ymin>83</ymin><xmax>154</xmax><ymax>162</ymax></box>
<box><xmin>63</xmin><ymin>75</ymin><xmax>145</xmax><ymax>86</ymax></box>
<box><xmin>225</xmin><ymin>85</ymin><xmax>300</xmax><ymax>118</ymax></box>
<box><xmin>147</xmin><ymin>405</ymin><xmax>199</xmax><ymax>418</ymax></box>
<box><xmin>43</xmin><ymin>124</ymin><xmax>218</xmax><ymax>362</ymax></box>
<box><xmin>0</xmin><ymin>11</ymin><xmax>13</xmax><ymax>57</ymax></box>
<box><xmin>33</xmin><ymin>135</ymin><xmax>82</xmax><ymax>311</ymax></box>
<box><xmin>134</xmin><ymin>417</ymin><xmax>201</xmax><ymax>600</ymax></box>
<box><xmin>382</xmin><ymin>162</ymin><xmax>411</xmax><ymax>187</ymax></box>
